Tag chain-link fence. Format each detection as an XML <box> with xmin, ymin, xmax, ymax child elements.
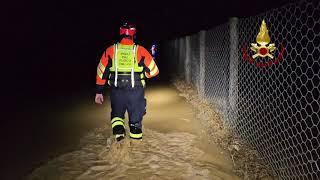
<box><xmin>164</xmin><ymin>0</ymin><xmax>320</xmax><ymax>179</ymax></box>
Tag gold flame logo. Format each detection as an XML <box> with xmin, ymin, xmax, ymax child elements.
<box><xmin>250</xmin><ymin>20</ymin><xmax>276</xmax><ymax>58</ymax></box>
<box><xmin>256</xmin><ymin>20</ymin><xmax>271</xmax><ymax>45</ymax></box>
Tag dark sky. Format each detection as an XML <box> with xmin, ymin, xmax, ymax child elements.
<box><xmin>5</xmin><ymin>0</ymin><xmax>296</xmax><ymax>45</ymax></box>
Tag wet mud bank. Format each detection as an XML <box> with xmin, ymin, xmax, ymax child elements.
<box><xmin>173</xmin><ymin>80</ymin><xmax>275</xmax><ymax>179</ymax></box>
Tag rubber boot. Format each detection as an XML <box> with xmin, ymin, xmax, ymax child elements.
<box><xmin>129</xmin><ymin>124</ymin><xmax>143</xmax><ymax>140</ymax></box>
<box><xmin>113</xmin><ymin>125</ymin><xmax>126</xmax><ymax>142</ymax></box>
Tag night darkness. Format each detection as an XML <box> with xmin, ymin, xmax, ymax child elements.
<box><xmin>2</xmin><ymin>0</ymin><xmax>296</xmax><ymax>179</ymax></box>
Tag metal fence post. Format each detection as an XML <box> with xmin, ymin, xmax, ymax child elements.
<box><xmin>179</xmin><ymin>37</ymin><xmax>185</xmax><ymax>79</ymax></box>
<box><xmin>199</xmin><ymin>30</ymin><xmax>206</xmax><ymax>99</ymax></box>
<box><xmin>185</xmin><ymin>36</ymin><xmax>191</xmax><ymax>83</ymax></box>
<box><xmin>228</xmin><ymin>17</ymin><xmax>239</xmax><ymax>124</ymax></box>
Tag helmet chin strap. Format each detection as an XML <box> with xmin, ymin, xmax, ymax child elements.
<box><xmin>120</xmin><ymin>34</ymin><xmax>133</xmax><ymax>39</ymax></box>
<box><xmin>124</xmin><ymin>36</ymin><xmax>133</xmax><ymax>40</ymax></box>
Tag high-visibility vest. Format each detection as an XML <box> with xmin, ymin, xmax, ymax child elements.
<box><xmin>109</xmin><ymin>43</ymin><xmax>145</xmax><ymax>88</ymax></box>
<box><xmin>110</xmin><ymin>43</ymin><xmax>144</xmax><ymax>73</ymax></box>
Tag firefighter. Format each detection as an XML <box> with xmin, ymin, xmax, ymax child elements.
<box><xmin>95</xmin><ymin>22</ymin><xmax>159</xmax><ymax>141</ymax></box>
<box><xmin>151</xmin><ymin>44</ymin><xmax>157</xmax><ymax>59</ymax></box>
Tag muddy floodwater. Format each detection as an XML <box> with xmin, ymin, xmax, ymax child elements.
<box><xmin>28</xmin><ymin>85</ymin><xmax>240</xmax><ymax>179</ymax></box>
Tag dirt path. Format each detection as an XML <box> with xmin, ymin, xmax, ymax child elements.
<box><xmin>28</xmin><ymin>85</ymin><xmax>240</xmax><ymax>180</ymax></box>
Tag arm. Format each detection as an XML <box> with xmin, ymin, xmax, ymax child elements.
<box><xmin>95</xmin><ymin>45</ymin><xmax>113</xmax><ymax>104</ymax></box>
<box><xmin>137</xmin><ymin>46</ymin><xmax>159</xmax><ymax>78</ymax></box>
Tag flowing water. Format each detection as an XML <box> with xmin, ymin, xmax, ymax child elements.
<box><xmin>28</xmin><ymin>85</ymin><xmax>240</xmax><ymax>180</ymax></box>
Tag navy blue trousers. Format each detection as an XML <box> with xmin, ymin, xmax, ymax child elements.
<box><xmin>110</xmin><ymin>87</ymin><xmax>146</xmax><ymax>129</ymax></box>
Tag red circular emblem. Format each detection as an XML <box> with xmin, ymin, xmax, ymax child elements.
<box><xmin>259</xmin><ymin>47</ymin><xmax>268</xmax><ymax>56</ymax></box>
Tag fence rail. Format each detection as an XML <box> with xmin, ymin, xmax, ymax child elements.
<box><xmin>164</xmin><ymin>0</ymin><xmax>320</xmax><ymax>179</ymax></box>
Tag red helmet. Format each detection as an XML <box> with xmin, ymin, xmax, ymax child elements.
<box><xmin>120</xmin><ymin>23</ymin><xmax>136</xmax><ymax>37</ymax></box>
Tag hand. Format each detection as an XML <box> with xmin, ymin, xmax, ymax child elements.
<box><xmin>95</xmin><ymin>94</ymin><xmax>104</xmax><ymax>104</ymax></box>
